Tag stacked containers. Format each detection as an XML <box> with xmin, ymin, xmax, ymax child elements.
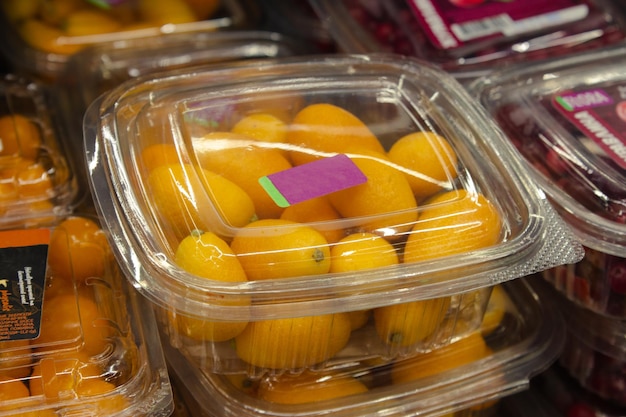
<box><xmin>0</xmin><ymin>0</ymin><xmax>256</xmax><ymax>80</ymax></box>
<box><xmin>0</xmin><ymin>68</ymin><xmax>172</xmax><ymax>416</ymax></box>
<box><xmin>470</xmin><ymin>43</ymin><xmax>626</xmax><ymax>410</ymax></box>
<box><xmin>83</xmin><ymin>54</ymin><xmax>583</xmax><ymax>412</ymax></box>
<box><xmin>307</xmin><ymin>0</ymin><xmax>626</xmax><ymax>81</ymax></box>
<box><xmin>163</xmin><ymin>277</ymin><xmax>567</xmax><ymax>417</ymax></box>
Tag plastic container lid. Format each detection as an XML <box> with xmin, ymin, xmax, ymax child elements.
<box><xmin>470</xmin><ymin>44</ymin><xmax>626</xmax><ymax>318</ymax></box>
<box><xmin>0</xmin><ymin>0</ymin><xmax>256</xmax><ymax>80</ymax></box>
<box><xmin>0</xmin><ymin>215</ymin><xmax>173</xmax><ymax>416</ymax></box>
<box><xmin>471</xmin><ymin>45</ymin><xmax>626</xmax><ymax>257</ymax></box>
<box><xmin>84</xmin><ymin>53</ymin><xmax>582</xmax><ymax>318</ymax></box>
<box><xmin>164</xmin><ymin>276</ymin><xmax>564</xmax><ymax>417</ymax></box>
<box><xmin>0</xmin><ymin>74</ymin><xmax>79</xmax><ymax>229</ymax></box>
<box><xmin>308</xmin><ymin>0</ymin><xmax>626</xmax><ymax>80</ymax></box>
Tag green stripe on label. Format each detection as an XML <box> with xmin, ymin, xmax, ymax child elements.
<box><xmin>258</xmin><ymin>176</ymin><xmax>291</xmax><ymax>208</ymax></box>
<box><xmin>555</xmin><ymin>96</ymin><xmax>573</xmax><ymax>111</ymax></box>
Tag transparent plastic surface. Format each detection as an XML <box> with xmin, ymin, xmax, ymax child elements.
<box><xmin>58</xmin><ymin>31</ymin><xmax>309</xmax><ymax>118</ymax></box>
<box><xmin>55</xmin><ymin>30</ymin><xmax>306</xmax><ymax>212</ymax></box>
<box><xmin>164</xmin><ymin>277</ymin><xmax>563</xmax><ymax>417</ymax></box>
<box><xmin>309</xmin><ymin>0</ymin><xmax>626</xmax><ymax>79</ymax></box>
<box><xmin>0</xmin><ymin>0</ymin><xmax>253</xmax><ymax>79</ymax></box>
<box><xmin>0</xmin><ymin>75</ymin><xmax>78</xmax><ymax>229</ymax></box>
<box><xmin>84</xmin><ymin>54</ymin><xmax>582</xmax><ymax>374</ymax></box>
<box><xmin>0</xmin><ymin>215</ymin><xmax>172</xmax><ymax>416</ymax></box>
<box><xmin>470</xmin><ymin>45</ymin><xmax>626</xmax><ymax>318</ymax></box>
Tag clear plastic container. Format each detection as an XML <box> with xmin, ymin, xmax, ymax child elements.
<box><xmin>164</xmin><ymin>276</ymin><xmax>564</xmax><ymax>417</ymax></box>
<box><xmin>0</xmin><ymin>0</ymin><xmax>255</xmax><ymax>80</ymax></box>
<box><xmin>57</xmin><ymin>30</ymin><xmax>309</xmax><ymax>117</ymax></box>
<box><xmin>54</xmin><ymin>30</ymin><xmax>307</xmax><ymax>211</ymax></box>
<box><xmin>470</xmin><ymin>44</ymin><xmax>626</xmax><ymax>318</ymax></box>
<box><xmin>308</xmin><ymin>0</ymin><xmax>626</xmax><ymax>80</ymax></box>
<box><xmin>84</xmin><ymin>54</ymin><xmax>582</xmax><ymax>375</ymax></box>
<box><xmin>0</xmin><ymin>215</ymin><xmax>173</xmax><ymax>416</ymax></box>
<box><xmin>0</xmin><ymin>74</ymin><xmax>78</xmax><ymax>229</ymax></box>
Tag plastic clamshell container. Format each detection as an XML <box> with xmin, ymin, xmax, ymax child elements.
<box><xmin>0</xmin><ymin>215</ymin><xmax>172</xmax><ymax>416</ymax></box>
<box><xmin>0</xmin><ymin>0</ymin><xmax>254</xmax><ymax>80</ymax></box>
<box><xmin>308</xmin><ymin>0</ymin><xmax>626</xmax><ymax>80</ymax></box>
<box><xmin>164</xmin><ymin>277</ymin><xmax>564</xmax><ymax>417</ymax></box>
<box><xmin>0</xmin><ymin>74</ymin><xmax>78</xmax><ymax>229</ymax></box>
<box><xmin>84</xmin><ymin>54</ymin><xmax>582</xmax><ymax>375</ymax></box>
<box><xmin>470</xmin><ymin>44</ymin><xmax>626</xmax><ymax>318</ymax></box>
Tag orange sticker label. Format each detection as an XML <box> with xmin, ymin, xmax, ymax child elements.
<box><xmin>0</xmin><ymin>228</ymin><xmax>51</xmax><ymax>249</ymax></box>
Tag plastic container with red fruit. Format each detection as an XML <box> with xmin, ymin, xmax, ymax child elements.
<box><xmin>308</xmin><ymin>0</ymin><xmax>626</xmax><ymax>81</ymax></box>
<box><xmin>470</xmin><ymin>44</ymin><xmax>626</xmax><ymax>318</ymax></box>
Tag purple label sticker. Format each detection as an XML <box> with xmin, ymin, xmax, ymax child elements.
<box><xmin>259</xmin><ymin>154</ymin><xmax>368</xmax><ymax>208</ymax></box>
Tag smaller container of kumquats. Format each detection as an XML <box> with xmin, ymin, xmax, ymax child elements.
<box><xmin>0</xmin><ymin>74</ymin><xmax>79</xmax><ymax>229</ymax></box>
<box><xmin>0</xmin><ymin>215</ymin><xmax>173</xmax><ymax>416</ymax></box>
<box><xmin>57</xmin><ymin>30</ymin><xmax>310</xmax><ymax>118</ymax></box>
<box><xmin>0</xmin><ymin>0</ymin><xmax>255</xmax><ymax>80</ymax></box>
<box><xmin>54</xmin><ymin>30</ymin><xmax>308</xmax><ymax>210</ymax></box>
<box><xmin>163</xmin><ymin>277</ymin><xmax>564</xmax><ymax>417</ymax></box>
<box><xmin>470</xmin><ymin>44</ymin><xmax>626</xmax><ymax>319</ymax></box>
<box><xmin>83</xmin><ymin>53</ymin><xmax>583</xmax><ymax>376</ymax></box>
<box><xmin>308</xmin><ymin>0</ymin><xmax>626</xmax><ymax>81</ymax></box>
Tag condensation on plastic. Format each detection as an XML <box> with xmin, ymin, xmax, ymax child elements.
<box><xmin>0</xmin><ymin>74</ymin><xmax>79</xmax><ymax>229</ymax></box>
<box><xmin>163</xmin><ymin>276</ymin><xmax>564</xmax><ymax>417</ymax></box>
